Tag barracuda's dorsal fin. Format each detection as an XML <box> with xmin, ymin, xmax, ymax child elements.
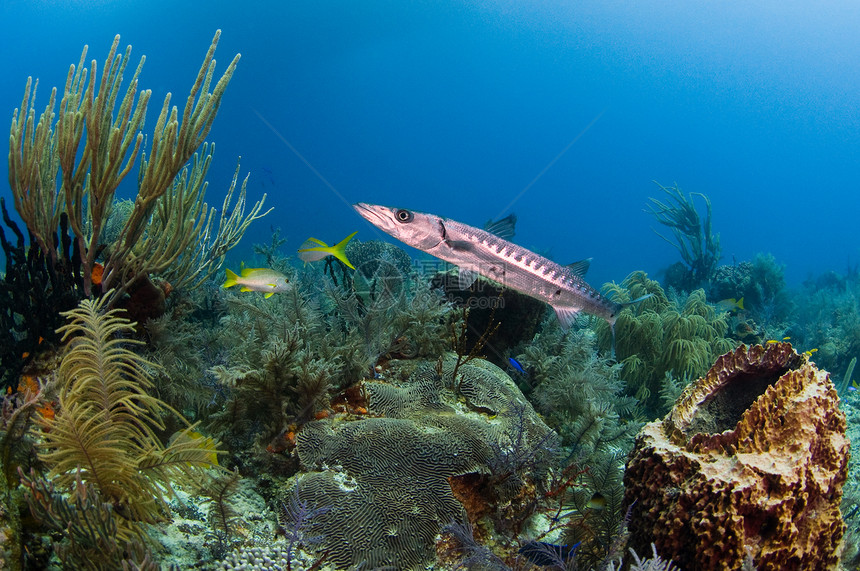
<box><xmin>565</xmin><ymin>258</ymin><xmax>592</xmax><ymax>278</ymax></box>
<box><xmin>553</xmin><ymin>306</ymin><xmax>581</xmax><ymax>330</ymax></box>
<box><xmin>484</xmin><ymin>213</ymin><xmax>517</xmax><ymax>240</ymax></box>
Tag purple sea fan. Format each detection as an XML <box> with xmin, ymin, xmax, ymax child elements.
<box><xmin>277</xmin><ymin>486</ymin><xmax>332</xmax><ymax>568</ymax></box>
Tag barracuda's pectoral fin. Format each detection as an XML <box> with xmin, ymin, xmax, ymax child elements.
<box><xmin>553</xmin><ymin>306</ymin><xmax>581</xmax><ymax>331</ymax></box>
<box><xmin>445</xmin><ymin>239</ymin><xmax>474</xmax><ymax>252</ymax></box>
<box><xmin>457</xmin><ymin>267</ymin><xmax>480</xmax><ymax>289</ymax></box>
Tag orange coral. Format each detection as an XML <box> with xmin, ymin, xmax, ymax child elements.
<box><xmin>91</xmin><ymin>262</ymin><xmax>104</xmax><ymax>286</ymax></box>
<box><xmin>624</xmin><ymin>343</ymin><xmax>849</xmax><ymax>571</ymax></box>
<box><xmin>17</xmin><ymin>374</ymin><xmax>39</xmax><ymax>400</ymax></box>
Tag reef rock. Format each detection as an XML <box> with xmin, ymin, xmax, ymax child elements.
<box><xmin>292</xmin><ymin>356</ymin><xmax>555</xmax><ymax>569</ymax></box>
<box><xmin>624</xmin><ymin>343</ymin><xmax>849</xmax><ymax>571</ymax></box>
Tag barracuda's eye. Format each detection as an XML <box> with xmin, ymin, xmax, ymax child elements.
<box><xmin>395</xmin><ymin>209</ymin><xmax>414</xmax><ymax>223</ymax></box>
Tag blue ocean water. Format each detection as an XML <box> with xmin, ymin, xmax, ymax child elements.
<box><xmin>1</xmin><ymin>0</ymin><xmax>858</xmax><ymax>288</ymax></box>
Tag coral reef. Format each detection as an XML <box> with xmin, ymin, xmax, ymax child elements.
<box><xmin>512</xmin><ymin>324</ymin><xmax>640</xmax><ymax>566</ymax></box>
<box><xmin>19</xmin><ymin>473</ymin><xmax>158</xmax><ymax>570</ymax></box>
<box><xmin>838</xmin><ymin>385</ymin><xmax>860</xmax><ymax>569</ymax></box>
<box><xmin>346</xmin><ymin>237</ymin><xmax>413</xmax><ymax>281</ymax></box>
<box><xmin>146</xmin><ymin>478</ymin><xmax>277</xmax><ymax>568</ymax></box>
<box><xmin>218</xmin><ymin>545</ymin><xmax>318</xmax><ymax>571</ymax></box>
<box><xmin>287</xmin><ymin>356</ymin><xmax>556</xmax><ymax>569</ymax></box>
<box><xmin>199</xmin><ymin>264</ymin><xmax>454</xmax><ymax>453</ymax></box>
<box><xmin>708</xmin><ymin>253</ymin><xmax>793</xmax><ymax>332</ymax></box>
<box><xmin>0</xmin><ymin>370</ymin><xmax>51</xmax><ymax>568</ymax></box>
<box><xmin>792</xmin><ymin>271</ymin><xmax>860</xmax><ymax>383</ymax></box>
<box><xmin>624</xmin><ymin>343</ymin><xmax>849</xmax><ymax>570</ymax></box>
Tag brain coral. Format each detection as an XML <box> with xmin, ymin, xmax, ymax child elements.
<box><xmin>624</xmin><ymin>343</ymin><xmax>849</xmax><ymax>571</ymax></box>
<box><xmin>292</xmin><ymin>357</ymin><xmax>554</xmax><ymax>569</ymax></box>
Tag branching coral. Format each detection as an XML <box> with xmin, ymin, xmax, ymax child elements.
<box><xmin>7</xmin><ymin>30</ymin><xmax>267</xmax><ymax>304</ymax></box>
<box><xmin>517</xmin><ymin>327</ymin><xmax>638</xmax><ymax>460</ymax></box>
<box><xmin>327</xmin><ymin>266</ymin><xmax>454</xmax><ymax>374</ymax></box>
<box><xmin>207</xmin><ymin>283</ymin><xmax>337</xmax><ymax>449</ymax></box>
<box><xmin>200</xmin><ymin>469</ymin><xmax>243</xmax><ymax>558</ymax></box>
<box><xmin>646</xmin><ymin>182</ymin><xmax>721</xmax><ymax>287</ymax></box>
<box><xmin>210</xmin><ymin>324</ymin><xmax>335</xmax><ymax>448</ymax></box>
<box><xmin>145</xmin><ymin>300</ymin><xmax>228</xmax><ymax>422</ymax></box>
<box><xmin>19</xmin><ymin>470</ymin><xmax>158</xmax><ymax>570</ymax></box>
<box><xmin>277</xmin><ymin>485</ymin><xmax>332</xmax><ymax>568</ymax></box>
<box><xmin>205</xmin><ymin>260</ymin><xmax>454</xmax><ymax>454</ymax></box>
<box><xmin>0</xmin><ymin>199</ymin><xmax>84</xmax><ymax>390</ymax></box>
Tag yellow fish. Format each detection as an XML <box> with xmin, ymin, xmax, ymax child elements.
<box><xmin>587</xmin><ymin>492</ymin><xmax>606</xmax><ymax>510</ymax></box>
<box><xmin>222</xmin><ymin>266</ymin><xmax>290</xmax><ymax>298</ymax></box>
<box><xmin>716</xmin><ymin>297</ymin><xmax>744</xmax><ymax>312</ymax></box>
<box><xmin>297</xmin><ymin>231</ymin><xmax>357</xmax><ymax>270</ymax></box>
<box><xmin>168</xmin><ymin>429</ymin><xmax>219</xmax><ymax>466</ymax></box>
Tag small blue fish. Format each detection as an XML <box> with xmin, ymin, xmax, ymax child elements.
<box><xmin>508</xmin><ymin>357</ymin><xmax>527</xmax><ymax>375</ymax></box>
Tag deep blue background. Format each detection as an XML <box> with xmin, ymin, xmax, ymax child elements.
<box><xmin>2</xmin><ymin>1</ymin><xmax>858</xmax><ymax>288</ymax></box>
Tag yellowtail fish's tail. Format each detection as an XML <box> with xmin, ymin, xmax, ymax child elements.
<box><xmin>299</xmin><ymin>232</ymin><xmax>359</xmax><ymax>269</ymax></box>
<box><xmin>223</xmin><ymin>268</ymin><xmax>239</xmax><ymax>288</ymax></box>
<box><xmin>330</xmin><ymin>231</ymin><xmax>358</xmax><ymax>269</ymax></box>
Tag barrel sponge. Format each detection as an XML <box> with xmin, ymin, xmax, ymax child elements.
<box><xmin>624</xmin><ymin>343</ymin><xmax>849</xmax><ymax>571</ymax></box>
<box><xmin>293</xmin><ymin>357</ymin><xmax>554</xmax><ymax>569</ymax></box>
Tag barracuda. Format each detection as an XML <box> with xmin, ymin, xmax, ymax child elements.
<box><xmin>354</xmin><ymin>203</ymin><xmax>648</xmax><ymax>354</ymax></box>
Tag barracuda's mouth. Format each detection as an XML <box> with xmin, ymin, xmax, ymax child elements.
<box><xmin>353</xmin><ymin>203</ymin><xmax>396</xmax><ymax>233</ymax></box>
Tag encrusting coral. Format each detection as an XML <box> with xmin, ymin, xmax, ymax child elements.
<box><xmin>624</xmin><ymin>343</ymin><xmax>849</xmax><ymax>570</ymax></box>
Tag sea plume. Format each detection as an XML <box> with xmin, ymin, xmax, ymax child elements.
<box><xmin>29</xmin><ymin>294</ymin><xmax>221</xmax><ymax>544</ymax></box>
